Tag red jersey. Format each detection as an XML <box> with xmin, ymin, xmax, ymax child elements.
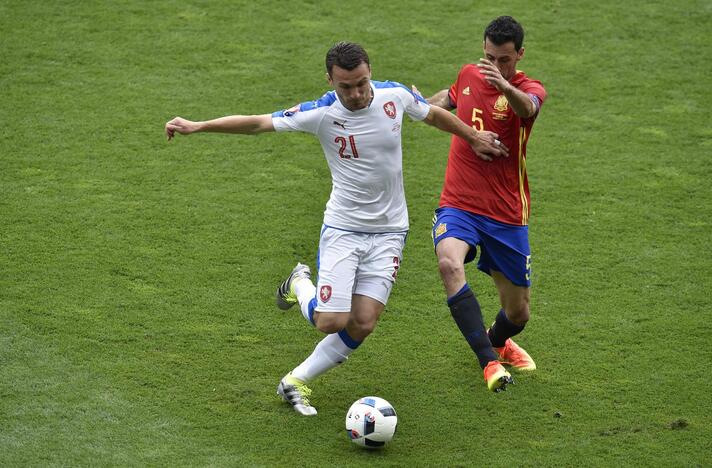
<box><xmin>439</xmin><ymin>64</ymin><xmax>546</xmax><ymax>225</ymax></box>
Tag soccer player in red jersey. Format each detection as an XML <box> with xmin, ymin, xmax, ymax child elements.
<box><xmin>425</xmin><ymin>16</ymin><xmax>547</xmax><ymax>392</ymax></box>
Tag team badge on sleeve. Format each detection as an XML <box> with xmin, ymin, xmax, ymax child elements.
<box><xmin>383</xmin><ymin>101</ymin><xmax>396</xmax><ymax>119</ymax></box>
<box><xmin>320</xmin><ymin>285</ymin><xmax>332</xmax><ymax>303</ymax></box>
<box><xmin>283</xmin><ymin>104</ymin><xmax>300</xmax><ymax>117</ymax></box>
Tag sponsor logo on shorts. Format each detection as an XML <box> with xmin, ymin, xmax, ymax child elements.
<box><xmin>320</xmin><ymin>285</ymin><xmax>332</xmax><ymax>303</ymax></box>
<box><xmin>435</xmin><ymin>223</ymin><xmax>447</xmax><ymax>237</ymax></box>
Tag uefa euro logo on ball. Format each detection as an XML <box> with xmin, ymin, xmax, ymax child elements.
<box><xmin>345</xmin><ymin>397</ymin><xmax>397</xmax><ymax>448</ymax></box>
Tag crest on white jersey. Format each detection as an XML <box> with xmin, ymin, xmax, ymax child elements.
<box><xmin>383</xmin><ymin>101</ymin><xmax>396</xmax><ymax>119</ymax></box>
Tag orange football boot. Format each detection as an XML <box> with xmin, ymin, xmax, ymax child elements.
<box><xmin>483</xmin><ymin>361</ymin><xmax>513</xmax><ymax>392</ymax></box>
<box><xmin>494</xmin><ymin>338</ymin><xmax>536</xmax><ymax>371</ymax></box>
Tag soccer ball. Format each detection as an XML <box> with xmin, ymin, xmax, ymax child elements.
<box><xmin>345</xmin><ymin>396</ymin><xmax>397</xmax><ymax>448</ymax></box>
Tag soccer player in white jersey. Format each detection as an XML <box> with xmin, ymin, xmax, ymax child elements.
<box><xmin>165</xmin><ymin>42</ymin><xmax>508</xmax><ymax>416</ymax></box>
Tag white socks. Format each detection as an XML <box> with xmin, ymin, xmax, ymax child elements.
<box><xmin>291</xmin><ymin>332</ymin><xmax>357</xmax><ymax>382</ymax></box>
<box><xmin>294</xmin><ymin>277</ymin><xmax>317</xmax><ymax>323</ymax></box>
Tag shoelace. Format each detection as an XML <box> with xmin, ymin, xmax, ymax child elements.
<box><xmin>504</xmin><ymin>341</ymin><xmax>524</xmax><ymax>360</ymax></box>
<box><xmin>292</xmin><ymin>383</ymin><xmax>312</xmax><ymax>406</ymax></box>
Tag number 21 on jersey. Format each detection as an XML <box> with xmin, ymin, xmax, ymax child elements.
<box><xmin>335</xmin><ymin>135</ymin><xmax>359</xmax><ymax>159</ymax></box>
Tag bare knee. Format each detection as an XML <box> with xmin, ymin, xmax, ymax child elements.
<box><xmin>313</xmin><ymin>312</ymin><xmax>349</xmax><ymax>334</ymax></box>
<box><xmin>347</xmin><ymin>317</ymin><xmax>377</xmax><ymax>341</ymax></box>
<box><xmin>438</xmin><ymin>255</ymin><xmax>465</xmax><ymax>283</ymax></box>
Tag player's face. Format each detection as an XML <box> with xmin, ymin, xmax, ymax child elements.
<box><xmin>483</xmin><ymin>38</ymin><xmax>524</xmax><ymax>81</ymax></box>
<box><xmin>328</xmin><ymin>63</ymin><xmax>372</xmax><ymax>111</ymax></box>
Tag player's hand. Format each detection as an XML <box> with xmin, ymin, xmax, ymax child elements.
<box><xmin>165</xmin><ymin>116</ymin><xmax>200</xmax><ymax>141</ymax></box>
<box><xmin>476</xmin><ymin>59</ymin><xmax>509</xmax><ymax>92</ymax></box>
<box><xmin>470</xmin><ymin>130</ymin><xmax>509</xmax><ymax>161</ymax></box>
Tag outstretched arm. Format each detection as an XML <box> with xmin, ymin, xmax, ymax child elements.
<box><xmin>426</xmin><ymin>89</ymin><xmax>455</xmax><ymax>110</ymax></box>
<box><xmin>165</xmin><ymin>114</ymin><xmax>274</xmax><ymax>140</ymax></box>
<box><xmin>422</xmin><ymin>106</ymin><xmax>508</xmax><ymax>161</ymax></box>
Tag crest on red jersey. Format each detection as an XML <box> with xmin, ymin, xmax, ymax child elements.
<box><xmin>494</xmin><ymin>95</ymin><xmax>509</xmax><ymax>112</ymax></box>
<box><xmin>320</xmin><ymin>285</ymin><xmax>332</xmax><ymax>303</ymax></box>
<box><xmin>383</xmin><ymin>101</ymin><xmax>396</xmax><ymax>119</ymax></box>
<box><xmin>492</xmin><ymin>94</ymin><xmax>509</xmax><ymax>120</ymax></box>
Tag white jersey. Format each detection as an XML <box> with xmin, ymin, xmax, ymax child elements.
<box><xmin>272</xmin><ymin>80</ymin><xmax>431</xmax><ymax>233</ymax></box>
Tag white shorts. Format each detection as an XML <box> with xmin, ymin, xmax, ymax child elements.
<box><xmin>315</xmin><ymin>226</ymin><xmax>407</xmax><ymax>312</ymax></box>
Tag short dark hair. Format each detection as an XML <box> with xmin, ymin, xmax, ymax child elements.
<box><xmin>325</xmin><ymin>41</ymin><xmax>370</xmax><ymax>76</ymax></box>
<box><xmin>484</xmin><ymin>16</ymin><xmax>525</xmax><ymax>51</ymax></box>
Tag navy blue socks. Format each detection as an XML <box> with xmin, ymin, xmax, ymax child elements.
<box><xmin>447</xmin><ymin>284</ymin><xmax>498</xmax><ymax>369</ymax></box>
<box><xmin>488</xmin><ymin>308</ymin><xmax>525</xmax><ymax>348</ymax></box>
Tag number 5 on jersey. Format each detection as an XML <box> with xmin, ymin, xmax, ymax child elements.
<box><xmin>335</xmin><ymin>135</ymin><xmax>359</xmax><ymax>159</ymax></box>
<box><xmin>471</xmin><ymin>108</ymin><xmax>484</xmax><ymax>131</ymax></box>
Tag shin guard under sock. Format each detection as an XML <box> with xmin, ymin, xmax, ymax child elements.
<box><xmin>448</xmin><ymin>284</ymin><xmax>498</xmax><ymax>369</ymax></box>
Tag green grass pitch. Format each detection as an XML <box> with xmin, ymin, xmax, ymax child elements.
<box><xmin>1</xmin><ymin>0</ymin><xmax>711</xmax><ymax>465</ymax></box>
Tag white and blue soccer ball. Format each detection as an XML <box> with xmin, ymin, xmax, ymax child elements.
<box><xmin>345</xmin><ymin>396</ymin><xmax>398</xmax><ymax>448</ymax></box>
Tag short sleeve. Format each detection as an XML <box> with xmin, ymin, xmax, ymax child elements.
<box><xmin>391</xmin><ymin>84</ymin><xmax>430</xmax><ymax>121</ymax></box>
<box><xmin>519</xmin><ymin>79</ymin><xmax>547</xmax><ymax>118</ymax></box>
<box><xmin>271</xmin><ymin>91</ymin><xmax>337</xmax><ymax>134</ymax></box>
<box><xmin>447</xmin><ymin>65</ymin><xmax>467</xmax><ymax>109</ymax></box>
<box><xmin>272</xmin><ymin>104</ymin><xmax>322</xmax><ymax>134</ymax></box>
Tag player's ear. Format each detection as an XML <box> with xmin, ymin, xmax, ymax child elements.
<box><xmin>326</xmin><ymin>71</ymin><xmax>333</xmax><ymax>86</ymax></box>
<box><xmin>517</xmin><ymin>47</ymin><xmax>525</xmax><ymax>61</ymax></box>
